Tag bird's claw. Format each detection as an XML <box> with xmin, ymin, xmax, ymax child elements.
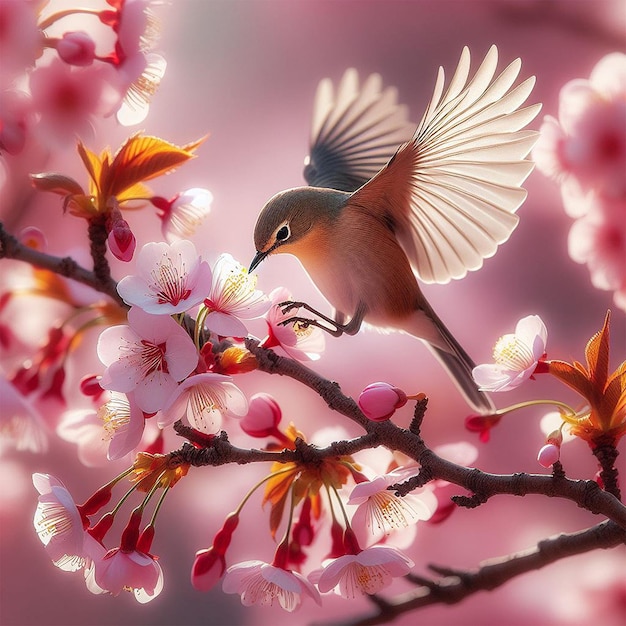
<box><xmin>278</xmin><ymin>316</ymin><xmax>312</xmax><ymax>330</ymax></box>
<box><xmin>278</xmin><ymin>300</ymin><xmax>305</xmax><ymax>316</ymax></box>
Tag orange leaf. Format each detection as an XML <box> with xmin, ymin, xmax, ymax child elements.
<box><xmin>585</xmin><ymin>311</ymin><xmax>611</xmax><ymax>391</ymax></box>
<box><xmin>76</xmin><ymin>141</ymin><xmax>103</xmax><ymax>193</ymax></box>
<box><xmin>104</xmin><ymin>134</ymin><xmax>200</xmax><ymax>198</ymax></box>
<box><xmin>30</xmin><ymin>173</ymin><xmax>85</xmax><ymax>197</ymax></box>
<box><xmin>548</xmin><ymin>360</ymin><xmax>594</xmax><ymax>400</ymax></box>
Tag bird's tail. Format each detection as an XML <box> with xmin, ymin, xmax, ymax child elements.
<box><xmin>404</xmin><ymin>306</ymin><xmax>495</xmax><ymax>415</ymax></box>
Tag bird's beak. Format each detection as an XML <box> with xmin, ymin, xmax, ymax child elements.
<box><xmin>248</xmin><ymin>250</ymin><xmax>268</xmax><ymax>273</ymax></box>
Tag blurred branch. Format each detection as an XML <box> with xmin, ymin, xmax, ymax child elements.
<box><xmin>0</xmin><ymin>221</ymin><xmax>124</xmax><ymax>306</ymax></box>
<box><xmin>339</xmin><ymin>520</ymin><xmax>625</xmax><ymax>626</ymax></box>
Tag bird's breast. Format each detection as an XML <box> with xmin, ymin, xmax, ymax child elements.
<box><xmin>290</xmin><ymin>214</ymin><xmax>422</xmax><ymax>328</ymax></box>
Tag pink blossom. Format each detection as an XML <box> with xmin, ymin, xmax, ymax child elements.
<box><xmin>56</xmin><ymin>32</ymin><xmax>97</xmax><ymax>66</ymax></box>
<box><xmin>57</xmin><ymin>392</ymin><xmax>146</xmax><ymax>465</ymax></box>
<box><xmin>152</xmin><ymin>188</ymin><xmax>213</xmax><ymax>243</ymax></box>
<box><xmin>358</xmin><ymin>382</ymin><xmax>407</xmax><ymax>421</ymax></box>
<box><xmin>568</xmin><ymin>197</ymin><xmax>626</xmax><ymax>312</ymax></box>
<box><xmin>116</xmin><ymin>240</ymin><xmax>212</xmax><ymax>314</ymax></box>
<box><xmin>28</xmin><ymin>59</ymin><xmax>122</xmax><ymax>146</ymax></box>
<box><xmin>262</xmin><ymin>287</ymin><xmax>325</xmax><ymax>361</ymax></box>
<box><xmin>0</xmin><ymin>89</ymin><xmax>33</xmax><ymax>155</ymax></box>
<box><xmin>0</xmin><ymin>375</ymin><xmax>48</xmax><ymax>453</ymax></box>
<box><xmin>0</xmin><ymin>1</ymin><xmax>41</xmax><ymax>87</ymax></box>
<box><xmin>158</xmin><ymin>372</ymin><xmax>248</xmax><ymax>434</ymax></box>
<box><xmin>97</xmin><ymin>306</ymin><xmax>198</xmax><ymax>413</ymax></box>
<box><xmin>239</xmin><ymin>392</ymin><xmax>282</xmax><ymax>437</ymax></box>
<box><xmin>472</xmin><ymin>315</ymin><xmax>548</xmax><ymax>392</ymax></box>
<box><xmin>92</xmin><ymin>548</ymin><xmax>164</xmax><ymax>603</ymax></box>
<box><xmin>223</xmin><ymin>560</ymin><xmax>321</xmax><ymax>611</ymax></box>
<box><xmin>202</xmin><ymin>253</ymin><xmax>270</xmax><ymax>338</ymax></box>
<box><xmin>348</xmin><ymin>472</ymin><xmax>436</xmax><ymax>543</ymax></box>
<box><xmin>32</xmin><ymin>473</ymin><xmax>88</xmax><ymax>572</ymax></box>
<box><xmin>533</xmin><ymin>52</ymin><xmax>626</xmax><ymax>201</ymax></box>
<box><xmin>313</xmin><ymin>545</ymin><xmax>414</xmax><ymax>598</ymax></box>
<box><xmin>103</xmin><ymin>0</ymin><xmax>166</xmax><ymax>125</ymax></box>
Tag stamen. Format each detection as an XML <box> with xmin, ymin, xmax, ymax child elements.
<box><xmin>493</xmin><ymin>334</ymin><xmax>534</xmax><ymax>370</ymax></box>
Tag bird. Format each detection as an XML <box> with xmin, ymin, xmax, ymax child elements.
<box><xmin>249</xmin><ymin>45</ymin><xmax>541</xmax><ymax>414</ymax></box>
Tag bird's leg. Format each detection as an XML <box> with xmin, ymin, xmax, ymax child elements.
<box><xmin>278</xmin><ymin>301</ymin><xmax>366</xmax><ymax>337</ymax></box>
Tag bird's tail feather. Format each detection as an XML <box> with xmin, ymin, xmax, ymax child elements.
<box><xmin>410</xmin><ymin>304</ymin><xmax>495</xmax><ymax>414</ymax></box>
<box><xmin>427</xmin><ymin>342</ymin><xmax>495</xmax><ymax>414</ymax></box>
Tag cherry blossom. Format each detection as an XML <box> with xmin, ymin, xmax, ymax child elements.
<box><xmin>0</xmin><ymin>375</ymin><xmax>48</xmax><ymax>453</ymax></box>
<box><xmin>358</xmin><ymin>382</ymin><xmax>408</xmax><ymax>421</ymax></box>
<box><xmin>201</xmin><ymin>253</ymin><xmax>270</xmax><ymax>338</ymax></box>
<box><xmin>0</xmin><ymin>90</ymin><xmax>34</xmax><ymax>156</ymax></box>
<box><xmin>33</xmin><ymin>473</ymin><xmax>88</xmax><ymax>572</ymax></box>
<box><xmin>472</xmin><ymin>315</ymin><xmax>548</xmax><ymax>392</ymax></box>
<box><xmin>348</xmin><ymin>472</ymin><xmax>436</xmax><ymax>543</ymax></box>
<box><xmin>28</xmin><ymin>59</ymin><xmax>122</xmax><ymax>147</ymax></box>
<box><xmin>568</xmin><ymin>197</ymin><xmax>626</xmax><ymax>312</ymax></box>
<box><xmin>57</xmin><ymin>392</ymin><xmax>146</xmax><ymax>465</ymax></box>
<box><xmin>152</xmin><ymin>188</ymin><xmax>213</xmax><ymax>243</ymax></box>
<box><xmin>97</xmin><ymin>306</ymin><xmax>198</xmax><ymax>413</ymax></box>
<box><xmin>158</xmin><ymin>372</ymin><xmax>248</xmax><ymax>434</ymax></box>
<box><xmin>91</xmin><ymin>547</ymin><xmax>164</xmax><ymax>602</ymax></box>
<box><xmin>313</xmin><ymin>545</ymin><xmax>414</xmax><ymax>598</ymax></box>
<box><xmin>261</xmin><ymin>287</ymin><xmax>325</xmax><ymax>361</ymax></box>
<box><xmin>223</xmin><ymin>560</ymin><xmax>321</xmax><ymax>611</ymax></box>
<box><xmin>116</xmin><ymin>240</ymin><xmax>212</xmax><ymax>314</ymax></box>
<box><xmin>102</xmin><ymin>0</ymin><xmax>166</xmax><ymax>125</ymax></box>
<box><xmin>533</xmin><ymin>52</ymin><xmax>626</xmax><ymax>201</ymax></box>
<box><xmin>0</xmin><ymin>0</ymin><xmax>41</xmax><ymax>87</ymax></box>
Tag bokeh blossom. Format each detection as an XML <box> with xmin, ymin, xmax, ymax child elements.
<box><xmin>533</xmin><ymin>52</ymin><xmax>626</xmax><ymax>311</ymax></box>
<box><xmin>473</xmin><ymin>315</ymin><xmax>548</xmax><ymax>392</ymax></box>
<box><xmin>0</xmin><ymin>375</ymin><xmax>48</xmax><ymax>453</ymax></box>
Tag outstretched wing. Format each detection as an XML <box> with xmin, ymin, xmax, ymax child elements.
<box><xmin>351</xmin><ymin>45</ymin><xmax>542</xmax><ymax>284</ymax></box>
<box><xmin>304</xmin><ymin>69</ymin><xmax>415</xmax><ymax>192</ymax></box>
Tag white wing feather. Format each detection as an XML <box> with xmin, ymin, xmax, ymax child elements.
<box><xmin>400</xmin><ymin>45</ymin><xmax>541</xmax><ymax>284</ymax></box>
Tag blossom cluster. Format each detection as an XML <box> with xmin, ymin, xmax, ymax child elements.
<box><xmin>0</xmin><ymin>0</ymin><xmax>164</xmax><ymax>154</ymax></box>
<box><xmin>533</xmin><ymin>52</ymin><xmax>626</xmax><ymax>311</ymax></box>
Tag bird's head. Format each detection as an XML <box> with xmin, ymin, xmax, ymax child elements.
<box><xmin>249</xmin><ymin>186</ymin><xmax>346</xmax><ymax>272</ymax></box>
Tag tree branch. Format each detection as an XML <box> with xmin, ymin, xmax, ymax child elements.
<box><xmin>0</xmin><ymin>221</ymin><xmax>124</xmax><ymax>306</ymax></box>
<box><xmin>337</xmin><ymin>520</ymin><xmax>625</xmax><ymax>626</ymax></box>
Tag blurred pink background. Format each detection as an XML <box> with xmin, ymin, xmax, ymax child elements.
<box><xmin>1</xmin><ymin>1</ymin><xmax>625</xmax><ymax>625</ymax></box>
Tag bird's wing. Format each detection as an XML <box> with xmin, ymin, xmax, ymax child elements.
<box><xmin>304</xmin><ymin>69</ymin><xmax>415</xmax><ymax>192</ymax></box>
<box><xmin>351</xmin><ymin>45</ymin><xmax>542</xmax><ymax>284</ymax></box>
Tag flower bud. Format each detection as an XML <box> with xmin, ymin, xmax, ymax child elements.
<box><xmin>537</xmin><ymin>443</ymin><xmax>561</xmax><ymax>468</ymax></box>
<box><xmin>191</xmin><ymin>548</ymin><xmax>226</xmax><ymax>591</ymax></box>
<box><xmin>358</xmin><ymin>382</ymin><xmax>407</xmax><ymax>421</ymax></box>
<box><xmin>57</xmin><ymin>31</ymin><xmax>96</xmax><ymax>66</ymax></box>
<box><xmin>107</xmin><ymin>217</ymin><xmax>136</xmax><ymax>262</ymax></box>
<box><xmin>240</xmin><ymin>393</ymin><xmax>282</xmax><ymax>437</ymax></box>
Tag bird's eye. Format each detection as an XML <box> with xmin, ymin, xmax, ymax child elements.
<box><xmin>276</xmin><ymin>224</ymin><xmax>290</xmax><ymax>242</ymax></box>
